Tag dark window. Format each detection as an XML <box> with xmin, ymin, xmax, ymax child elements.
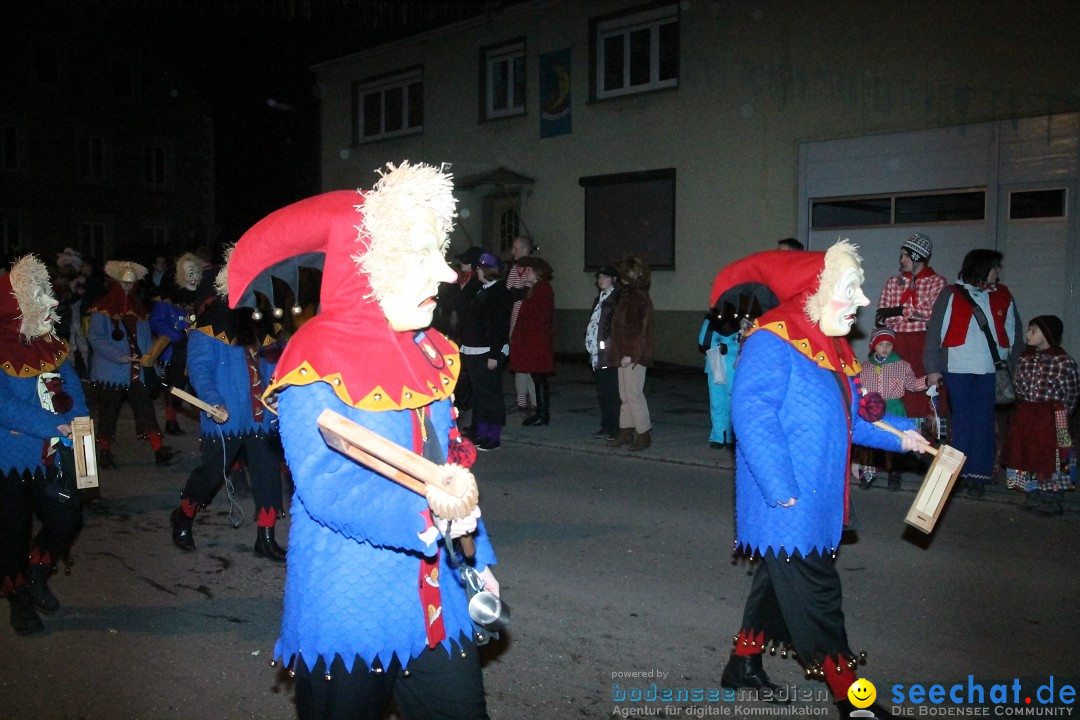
<box><xmin>1009</xmin><ymin>189</ymin><xmax>1066</xmax><ymax>219</ymax></box>
<box><xmin>593</xmin><ymin>4</ymin><xmax>679</xmax><ymax>99</ymax></box>
<box><xmin>354</xmin><ymin>69</ymin><xmax>423</xmax><ymax>141</ymax></box>
<box><xmin>482</xmin><ymin>40</ymin><xmax>525</xmax><ymax>120</ymax></box>
<box><xmin>580</xmin><ymin>168</ymin><xmax>676</xmax><ymax>270</ymax></box>
<box><xmin>895</xmin><ymin>191</ymin><xmax>984</xmax><ymax>224</ymax></box>
<box><xmin>79</xmin><ymin>136</ymin><xmax>105</xmax><ymax>180</ymax></box>
<box><xmin>811</xmin><ymin>197</ymin><xmax>892</xmax><ymax>229</ymax></box>
<box><xmin>143</xmin><ymin>145</ymin><xmax>166</xmax><ymax>185</ymax></box>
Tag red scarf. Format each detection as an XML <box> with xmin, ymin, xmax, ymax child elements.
<box><xmin>899</xmin><ymin>265</ymin><xmax>940</xmax><ymax>307</ymax></box>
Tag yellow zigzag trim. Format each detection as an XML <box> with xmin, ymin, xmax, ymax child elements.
<box><xmin>264</xmin><ymin>352</ymin><xmax>461</xmax><ymax>412</ymax></box>
<box><xmin>750</xmin><ymin>320</ymin><xmax>861</xmax><ymax>376</ymax></box>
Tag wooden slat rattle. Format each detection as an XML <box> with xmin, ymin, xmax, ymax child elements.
<box><xmin>170</xmin><ymin>386</ymin><xmax>229</xmax><ymax>423</ymax></box>
<box><xmin>317</xmin><ymin>409</ymin><xmax>479</xmax><ymax>521</ymax></box>
<box><xmin>860</xmin><ymin>392</ymin><xmax>967</xmax><ymax>534</ymax></box>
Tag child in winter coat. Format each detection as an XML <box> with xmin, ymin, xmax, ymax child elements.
<box><xmin>1001</xmin><ymin>315</ymin><xmax>1079</xmax><ymax>516</ymax></box>
<box><xmin>856</xmin><ymin>327</ymin><xmax>927</xmax><ymax>490</ymax></box>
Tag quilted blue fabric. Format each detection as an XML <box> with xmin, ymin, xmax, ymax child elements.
<box><xmin>731</xmin><ymin>329</ymin><xmax>915</xmax><ymax>557</ymax></box>
<box><xmin>87</xmin><ymin>312</ymin><xmax>153</xmax><ymax>387</ymax></box>
<box><xmin>0</xmin><ymin>359</ymin><xmax>88</xmax><ymax>475</ymax></box>
<box><xmin>186</xmin><ymin>330</ymin><xmax>279</xmax><ymax>438</ymax></box>
<box><xmin>274</xmin><ymin>381</ymin><xmax>496</xmax><ymax>672</ymax></box>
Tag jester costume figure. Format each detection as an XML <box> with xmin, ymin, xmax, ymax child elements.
<box><xmin>709</xmin><ymin>242</ymin><xmax>928</xmax><ymax>717</ymax></box>
<box><xmin>168</xmin><ymin>278</ymin><xmax>287</xmax><ymax>562</ymax></box>
<box><xmin>86</xmin><ymin>261</ymin><xmax>181</xmax><ymax>468</ymax></box>
<box><xmin>225</xmin><ymin>162</ymin><xmax>498</xmax><ymax>720</ymax></box>
<box><xmin>0</xmin><ymin>255</ymin><xmax>89</xmax><ymax>635</ymax></box>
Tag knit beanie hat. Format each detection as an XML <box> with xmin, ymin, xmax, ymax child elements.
<box><xmin>1030</xmin><ymin>315</ymin><xmax>1063</xmax><ymax>348</ymax></box>
<box><xmin>869</xmin><ymin>327</ymin><xmax>896</xmax><ymax>352</ymax></box>
<box><xmin>902</xmin><ymin>233</ymin><xmax>932</xmax><ymax>263</ymax></box>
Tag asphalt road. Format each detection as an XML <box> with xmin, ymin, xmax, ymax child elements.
<box><xmin>2</xmin><ymin>413</ymin><xmax>1078</xmax><ymax>719</ymax></box>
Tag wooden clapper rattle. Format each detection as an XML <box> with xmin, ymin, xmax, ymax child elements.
<box><xmin>71</xmin><ymin>416</ymin><xmax>99</xmax><ymax>490</ymax></box>
<box><xmin>316</xmin><ymin>409</ymin><xmax>479</xmax><ymax>522</ymax></box>
<box><xmin>170</xmin><ymin>386</ymin><xmax>230</xmax><ymax>423</ymax></box>
<box><xmin>871</xmin><ymin>419</ymin><xmax>967</xmax><ymax>534</ymax></box>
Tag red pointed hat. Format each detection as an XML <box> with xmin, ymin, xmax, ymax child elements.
<box><xmin>225</xmin><ymin>186</ymin><xmax>459</xmax><ymax>411</ymax></box>
<box><xmin>710</xmin><ymin>249</ymin><xmax>826</xmax><ymax>309</ymax></box>
<box><xmin>709</xmin><ymin>247</ymin><xmax>860</xmax><ymax>375</ymax></box>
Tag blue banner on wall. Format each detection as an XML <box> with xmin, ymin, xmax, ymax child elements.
<box><xmin>539</xmin><ymin>48</ymin><xmax>571</xmax><ymax>139</ymax></box>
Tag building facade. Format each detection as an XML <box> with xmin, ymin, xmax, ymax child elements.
<box><xmin>312</xmin><ymin>0</ymin><xmax>1080</xmax><ymax>363</ymax></box>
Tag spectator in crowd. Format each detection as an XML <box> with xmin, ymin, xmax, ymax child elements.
<box><xmin>509</xmin><ymin>256</ymin><xmax>555</xmax><ymax>427</ymax></box>
<box><xmin>1001</xmin><ymin>315</ymin><xmax>1079</xmax><ymax>515</ymax></box>
<box><xmin>777</xmin><ymin>237</ymin><xmax>804</xmax><ymax>251</ymax></box>
<box><xmin>506</xmin><ymin>236</ymin><xmax>537</xmax><ymax>414</ymax></box>
<box><xmin>875</xmin><ymin>233</ymin><xmax>947</xmax><ymax>418</ymax></box>
<box><xmin>924</xmin><ymin>248</ymin><xmax>1024</xmax><ymax>498</ymax></box>
<box><xmin>585</xmin><ymin>265</ymin><xmax>621</xmax><ymax>441</ymax></box>
<box><xmin>607</xmin><ymin>255</ymin><xmax>655</xmax><ymax>451</ymax></box>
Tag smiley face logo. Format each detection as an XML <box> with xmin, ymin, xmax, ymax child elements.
<box><xmin>848</xmin><ymin>678</ymin><xmax>877</xmax><ymax>708</ymax></box>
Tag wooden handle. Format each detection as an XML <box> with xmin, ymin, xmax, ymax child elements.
<box><xmin>170</xmin><ymin>386</ymin><xmax>229</xmax><ymax>422</ymax></box>
<box><xmin>317</xmin><ymin>409</ymin><xmax>447</xmax><ymax>486</ymax></box>
<box><xmin>873</xmin><ymin>420</ymin><xmax>938</xmax><ymax>457</ymax></box>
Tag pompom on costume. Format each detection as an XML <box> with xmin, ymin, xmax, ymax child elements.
<box><xmin>0</xmin><ymin>255</ymin><xmax>89</xmax><ymax>634</ymax></box>
<box><xmin>224</xmin><ymin>162</ymin><xmax>496</xmax><ymax>718</ymax></box>
<box><xmin>709</xmin><ymin>242</ymin><xmax>917</xmax><ymax>709</ymax></box>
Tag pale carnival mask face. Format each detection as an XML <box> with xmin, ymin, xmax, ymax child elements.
<box><xmin>26</xmin><ymin>281</ymin><xmax>61</xmax><ymax>337</ymax></box>
<box><xmin>181</xmin><ymin>260</ymin><xmax>202</xmax><ymax>291</ymax></box>
<box><xmin>817</xmin><ymin>253</ymin><xmax>869</xmax><ymax>337</ymax></box>
<box><xmin>379</xmin><ymin>208</ymin><xmax>457</xmax><ymax>332</ymax></box>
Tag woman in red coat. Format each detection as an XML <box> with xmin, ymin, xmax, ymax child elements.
<box><xmin>510</xmin><ymin>257</ymin><xmax>555</xmax><ymax>426</ymax></box>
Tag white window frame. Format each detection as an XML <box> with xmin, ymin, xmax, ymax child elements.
<box><xmin>355</xmin><ymin>69</ymin><xmax>423</xmax><ymax>142</ymax></box>
<box><xmin>595</xmin><ymin>4</ymin><xmax>678</xmax><ymax>100</ymax></box>
<box><xmin>484</xmin><ymin>40</ymin><xmax>526</xmax><ymax>120</ymax></box>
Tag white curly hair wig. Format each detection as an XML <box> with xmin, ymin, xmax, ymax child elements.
<box><xmin>354</xmin><ymin>161</ymin><xmax>457</xmax><ymax>301</ymax></box>
<box><xmin>9</xmin><ymin>254</ymin><xmax>58</xmax><ymax>339</ymax></box>
<box><xmin>804</xmin><ymin>238</ymin><xmax>863</xmax><ymax>323</ymax></box>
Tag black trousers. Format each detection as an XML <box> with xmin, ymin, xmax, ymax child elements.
<box><xmin>182</xmin><ymin>433</ymin><xmax>283</xmax><ymax>513</ymax></box>
<box><xmin>294</xmin><ymin>641</ymin><xmax>489</xmax><ymax>720</ymax></box>
<box><xmin>739</xmin><ymin>550</ymin><xmax>852</xmax><ymax>663</ymax></box>
<box><xmin>461</xmin><ymin>354</ymin><xmax>505</xmax><ymax>429</ymax></box>
<box><xmin>593</xmin><ymin>366</ymin><xmax>619</xmax><ymax>435</ymax></box>
<box><xmin>0</xmin><ymin>466</ymin><xmax>83</xmax><ymax>590</ymax></box>
<box><xmin>95</xmin><ymin>380</ymin><xmax>160</xmax><ymax>442</ymax></box>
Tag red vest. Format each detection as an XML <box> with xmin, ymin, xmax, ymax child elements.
<box><xmin>942</xmin><ymin>284</ymin><xmax>1012</xmax><ymax>348</ymax></box>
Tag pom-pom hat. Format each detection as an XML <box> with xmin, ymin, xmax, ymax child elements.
<box><xmin>869</xmin><ymin>327</ymin><xmax>896</xmax><ymax>351</ymax></box>
<box><xmin>902</xmin><ymin>233</ymin><xmax>932</xmax><ymax>263</ymax></box>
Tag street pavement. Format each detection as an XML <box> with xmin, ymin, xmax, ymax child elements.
<box><xmin>0</xmin><ymin>361</ymin><xmax>1077</xmax><ymax>719</ymax></box>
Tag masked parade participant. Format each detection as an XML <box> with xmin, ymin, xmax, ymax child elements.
<box><xmin>223</xmin><ymin>161</ymin><xmax>498</xmax><ymax>719</ymax></box>
<box><xmin>87</xmin><ymin>260</ymin><xmax>181</xmax><ymax>468</ymax></box>
<box><xmin>709</xmin><ymin>241</ymin><xmax>929</xmax><ymax>717</ymax></box>
<box><xmin>168</xmin><ymin>263</ymin><xmax>288</xmax><ymax>561</ymax></box>
<box><xmin>0</xmin><ymin>255</ymin><xmax>90</xmax><ymax>635</ymax></box>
